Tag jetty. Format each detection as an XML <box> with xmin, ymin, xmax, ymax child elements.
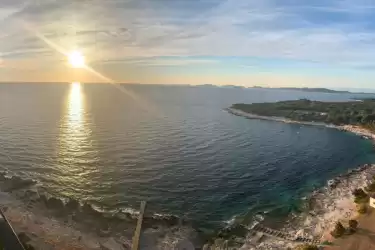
<box><xmin>131</xmin><ymin>201</ymin><xmax>147</xmax><ymax>250</ymax></box>
<box><xmin>247</xmin><ymin>223</ymin><xmax>320</xmax><ymax>245</ymax></box>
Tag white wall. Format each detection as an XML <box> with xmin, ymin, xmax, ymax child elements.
<box><xmin>370</xmin><ymin>197</ymin><xmax>375</xmax><ymax>208</ymax></box>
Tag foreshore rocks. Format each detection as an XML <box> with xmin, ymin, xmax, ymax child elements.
<box><xmin>3</xmin><ymin>176</ymin><xmax>36</xmax><ymax>192</ymax></box>
<box><xmin>327</xmin><ymin>164</ymin><xmax>372</xmax><ymax>189</ymax></box>
<box><xmin>66</xmin><ymin>198</ymin><xmax>80</xmax><ymax>211</ymax></box>
<box><xmin>0</xmin><ymin>170</ymin><xmax>202</xmax><ymax>249</ymax></box>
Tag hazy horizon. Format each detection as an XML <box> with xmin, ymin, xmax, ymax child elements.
<box><xmin>1</xmin><ymin>0</ymin><xmax>375</xmax><ymax>89</ymax></box>
<box><xmin>1</xmin><ymin>81</ymin><xmax>374</xmax><ymax>94</ymax></box>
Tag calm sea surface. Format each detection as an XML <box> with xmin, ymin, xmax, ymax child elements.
<box><xmin>1</xmin><ymin>83</ymin><xmax>375</xmax><ymax>231</ymax></box>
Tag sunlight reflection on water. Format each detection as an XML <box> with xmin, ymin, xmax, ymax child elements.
<box><xmin>62</xmin><ymin>82</ymin><xmax>89</xmax><ymax>152</ymax></box>
<box><xmin>57</xmin><ymin>82</ymin><xmax>98</xmax><ymax>197</ymax></box>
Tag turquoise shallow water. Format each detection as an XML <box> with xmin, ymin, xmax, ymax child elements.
<box><xmin>0</xmin><ymin>83</ymin><xmax>375</xmax><ymax>232</ymax></box>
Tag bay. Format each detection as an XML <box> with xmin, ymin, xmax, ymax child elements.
<box><xmin>0</xmin><ymin>83</ymin><xmax>374</xmax><ymax>232</ymax></box>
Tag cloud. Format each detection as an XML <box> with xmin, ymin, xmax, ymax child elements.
<box><xmin>1</xmin><ymin>0</ymin><xmax>375</xmax><ymax>72</ymax></box>
<box><xmin>96</xmin><ymin>57</ymin><xmax>219</xmax><ymax>67</ymax></box>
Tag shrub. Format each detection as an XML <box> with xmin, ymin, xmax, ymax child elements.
<box><xmin>353</xmin><ymin>188</ymin><xmax>367</xmax><ymax>198</ymax></box>
<box><xmin>295</xmin><ymin>245</ymin><xmax>319</xmax><ymax>250</ymax></box>
<box><xmin>354</xmin><ymin>195</ymin><xmax>369</xmax><ymax>204</ymax></box>
<box><xmin>349</xmin><ymin>219</ymin><xmax>358</xmax><ymax>231</ymax></box>
<box><xmin>321</xmin><ymin>240</ymin><xmax>334</xmax><ymax>245</ymax></box>
<box><xmin>331</xmin><ymin>221</ymin><xmax>346</xmax><ymax>238</ymax></box>
<box><xmin>358</xmin><ymin>204</ymin><xmax>367</xmax><ymax>214</ymax></box>
<box><xmin>365</xmin><ymin>182</ymin><xmax>375</xmax><ymax>192</ymax></box>
<box><xmin>302</xmin><ymin>245</ymin><xmax>319</xmax><ymax>250</ymax></box>
<box><xmin>353</xmin><ymin>188</ymin><xmax>369</xmax><ymax>203</ymax></box>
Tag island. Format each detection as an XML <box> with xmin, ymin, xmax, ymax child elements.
<box><xmin>250</xmin><ymin>87</ymin><xmax>352</xmax><ymax>94</ymax></box>
<box><xmin>279</xmin><ymin>87</ymin><xmax>352</xmax><ymax>93</ymax></box>
<box><xmin>195</xmin><ymin>84</ymin><xmax>373</xmax><ymax>94</ymax></box>
<box><xmin>229</xmin><ymin>99</ymin><xmax>375</xmax><ymax>130</ymax></box>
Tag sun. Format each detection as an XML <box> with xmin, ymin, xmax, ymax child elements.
<box><xmin>68</xmin><ymin>50</ymin><xmax>85</xmax><ymax>68</ymax></box>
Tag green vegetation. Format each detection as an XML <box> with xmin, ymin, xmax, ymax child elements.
<box><xmin>354</xmin><ymin>186</ymin><xmax>371</xmax><ymax>214</ymax></box>
<box><xmin>365</xmin><ymin>182</ymin><xmax>375</xmax><ymax>192</ymax></box>
<box><xmin>348</xmin><ymin>219</ymin><xmax>359</xmax><ymax>234</ymax></box>
<box><xmin>231</xmin><ymin>99</ymin><xmax>375</xmax><ymax>127</ymax></box>
<box><xmin>321</xmin><ymin>240</ymin><xmax>334</xmax><ymax>245</ymax></box>
<box><xmin>330</xmin><ymin>220</ymin><xmax>360</xmax><ymax>238</ymax></box>
<box><xmin>365</xmin><ymin>175</ymin><xmax>375</xmax><ymax>192</ymax></box>
<box><xmin>358</xmin><ymin>203</ymin><xmax>367</xmax><ymax>214</ymax></box>
<box><xmin>295</xmin><ymin>244</ymin><xmax>319</xmax><ymax>250</ymax></box>
<box><xmin>352</xmin><ymin>188</ymin><xmax>369</xmax><ymax>204</ymax></box>
<box><xmin>331</xmin><ymin>222</ymin><xmax>346</xmax><ymax>238</ymax></box>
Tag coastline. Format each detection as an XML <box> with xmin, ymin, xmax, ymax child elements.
<box><xmin>227</xmin><ymin>107</ymin><xmax>375</xmax><ymax>249</ymax></box>
<box><xmin>242</xmin><ymin>164</ymin><xmax>375</xmax><ymax>249</ymax></box>
<box><xmin>226</xmin><ymin>108</ymin><xmax>334</xmax><ymax>128</ymax></box>
<box><xmin>226</xmin><ymin>107</ymin><xmax>375</xmax><ymax>136</ymax></box>
<box><xmin>0</xmin><ymin>177</ymin><xmax>199</xmax><ymax>249</ymax></box>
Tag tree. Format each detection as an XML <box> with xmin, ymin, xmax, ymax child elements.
<box><xmin>353</xmin><ymin>188</ymin><xmax>369</xmax><ymax>203</ymax></box>
<box><xmin>302</xmin><ymin>245</ymin><xmax>318</xmax><ymax>250</ymax></box>
<box><xmin>348</xmin><ymin>219</ymin><xmax>358</xmax><ymax>232</ymax></box>
<box><xmin>321</xmin><ymin>241</ymin><xmax>334</xmax><ymax>246</ymax></box>
<box><xmin>295</xmin><ymin>245</ymin><xmax>319</xmax><ymax>250</ymax></box>
<box><xmin>365</xmin><ymin>182</ymin><xmax>375</xmax><ymax>192</ymax></box>
<box><xmin>358</xmin><ymin>204</ymin><xmax>367</xmax><ymax>214</ymax></box>
<box><xmin>353</xmin><ymin>188</ymin><xmax>367</xmax><ymax>198</ymax></box>
<box><xmin>363</xmin><ymin>113</ymin><xmax>375</xmax><ymax>122</ymax></box>
<box><xmin>331</xmin><ymin>221</ymin><xmax>346</xmax><ymax>238</ymax></box>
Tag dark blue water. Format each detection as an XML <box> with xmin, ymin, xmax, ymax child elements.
<box><xmin>0</xmin><ymin>83</ymin><xmax>374</xmax><ymax>231</ymax></box>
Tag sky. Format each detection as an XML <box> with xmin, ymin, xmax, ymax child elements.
<box><xmin>2</xmin><ymin>0</ymin><xmax>375</xmax><ymax>89</ymax></box>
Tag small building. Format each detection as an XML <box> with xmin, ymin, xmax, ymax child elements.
<box><xmin>370</xmin><ymin>195</ymin><xmax>375</xmax><ymax>209</ymax></box>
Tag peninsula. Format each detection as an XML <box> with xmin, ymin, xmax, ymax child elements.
<box><xmin>229</xmin><ymin>99</ymin><xmax>375</xmax><ymax>129</ymax></box>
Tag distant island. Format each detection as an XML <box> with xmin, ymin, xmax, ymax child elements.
<box><xmin>198</xmin><ymin>84</ymin><xmax>373</xmax><ymax>94</ymax></box>
<box><xmin>277</xmin><ymin>87</ymin><xmax>351</xmax><ymax>93</ymax></box>
<box><xmin>229</xmin><ymin>99</ymin><xmax>375</xmax><ymax>129</ymax></box>
<box><xmin>222</xmin><ymin>85</ymin><xmax>246</xmax><ymax>89</ymax></box>
<box><xmin>251</xmin><ymin>86</ymin><xmax>357</xmax><ymax>94</ymax></box>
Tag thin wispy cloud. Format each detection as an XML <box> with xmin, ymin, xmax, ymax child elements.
<box><xmin>1</xmin><ymin>0</ymin><xmax>375</xmax><ymax>87</ymax></box>
<box><xmin>96</xmin><ymin>57</ymin><xmax>219</xmax><ymax>67</ymax></box>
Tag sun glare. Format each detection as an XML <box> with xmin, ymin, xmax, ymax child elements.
<box><xmin>68</xmin><ymin>50</ymin><xmax>85</xmax><ymax>68</ymax></box>
<box><xmin>69</xmin><ymin>82</ymin><xmax>83</xmax><ymax>121</ymax></box>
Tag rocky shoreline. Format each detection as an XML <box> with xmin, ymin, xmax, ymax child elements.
<box><xmin>240</xmin><ymin>164</ymin><xmax>375</xmax><ymax>250</ymax></box>
<box><xmin>0</xmin><ymin>173</ymin><xmax>201</xmax><ymax>250</ymax></box>
<box><xmin>227</xmin><ymin>107</ymin><xmax>375</xmax><ymax>249</ymax></box>
<box><xmin>227</xmin><ymin>107</ymin><xmax>375</xmax><ymax>138</ymax></box>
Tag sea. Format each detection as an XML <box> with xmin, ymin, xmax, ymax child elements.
<box><xmin>1</xmin><ymin>83</ymin><xmax>375</xmax><ymax>247</ymax></box>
